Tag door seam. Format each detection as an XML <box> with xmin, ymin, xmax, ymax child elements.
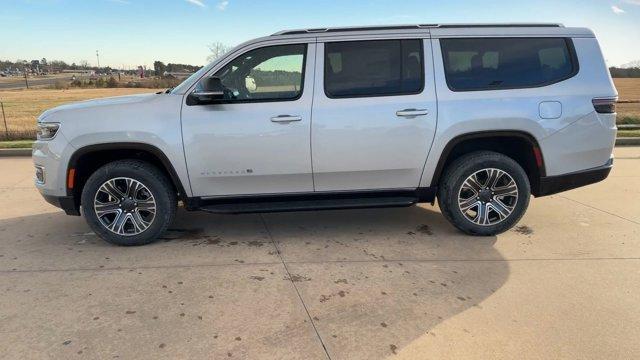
<box><xmin>310</xmin><ymin>37</ymin><xmax>318</xmax><ymax>191</ymax></box>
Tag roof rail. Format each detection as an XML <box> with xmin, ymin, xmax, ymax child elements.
<box><xmin>272</xmin><ymin>23</ymin><xmax>563</xmax><ymax>36</ymax></box>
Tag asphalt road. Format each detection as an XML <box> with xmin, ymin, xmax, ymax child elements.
<box><xmin>0</xmin><ymin>147</ymin><xmax>639</xmax><ymax>359</ymax></box>
<box><xmin>0</xmin><ymin>76</ymin><xmax>72</xmax><ymax>90</ymax></box>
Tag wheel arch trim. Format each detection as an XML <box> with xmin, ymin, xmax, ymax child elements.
<box><xmin>66</xmin><ymin>142</ymin><xmax>189</xmax><ymax>200</ymax></box>
<box><xmin>429</xmin><ymin>130</ymin><xmax>546</xmax><ymax>188</ymax></box>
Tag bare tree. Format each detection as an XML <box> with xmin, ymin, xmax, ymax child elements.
<box><xmin>207</xmin><ymin>42</ymin><xmax>231</xmax><ymax>62</ymax></box>
<box><xmin>79</xmin><ymin>60</ymin><xmax>89</xmax><ymax>69</ymax></box>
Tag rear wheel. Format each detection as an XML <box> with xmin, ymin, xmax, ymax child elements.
<box><xmin>81</xmin><ymin>160</ymin><xmax>177</xmax><ymax>246</ymax></box>
<box><xmin>437</xmin><ymin>151</ymin><xmax>530</xmax><ymax>236</ymax></box>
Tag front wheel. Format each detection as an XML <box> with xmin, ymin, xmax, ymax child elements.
<box><xmin>437</xmin><ymin>151</ymin><xmax>530</xmax><ymax>236</ymax></box>
<box><xmin>81</xmin><ymin>160</ymin><xmax>177</xmax><ymax>246</ymax></box>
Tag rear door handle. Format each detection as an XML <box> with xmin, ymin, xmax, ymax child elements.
<box><xmin>396</xmin><ymin>109</ymin><xmax>428</xmax><ymax>117</ymax></box>
<box><xmin>271</xmin><ymin>115</ymin><xmax>302</xmax><ymax>123</ymax></box>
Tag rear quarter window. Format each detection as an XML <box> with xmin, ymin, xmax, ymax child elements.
<box><xmin>440</xmin><ymin>37</ymin><xmax>578</xmax><ymax>91</ymax></box>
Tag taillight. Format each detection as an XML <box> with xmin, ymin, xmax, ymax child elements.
<box><xmin>592</xmin><ymin>98</ymin><xmax>617</xmax><ymax>114</ymax></box>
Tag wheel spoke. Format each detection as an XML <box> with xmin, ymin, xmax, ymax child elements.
<box><xmin>489</xmin><ymin>199</ymin><xmax>512</xmax><ymax>219</ymax></box>
<box><xmin>493</xmin><ymin>180</ymin><xmax>518</xmax><ymax>196</ymax></box>
<box><xmin>108</xmin><ymin>211</ymin><xmax>127</xmax><ymax>233</ymax></box>
<box><xmin>485</xmin><ymin>169</ymin><xmax>501</xmax><ymax>189</ymax></box>
<box><xmin>459</xmin><ymin>197</ymin><xmax>480</xmax><ymax>212</ymax></box>
<box><xmin>95</xmin><ymin>202</ymin><xmax>120</xmax><ymax>217</ymax></box>
<box><xmin>463</xmin><ymin>174</ymin><xmax>483</xmax><ymax>192</ymax></box>
<box><xmin>125</xmin><ymin>179</ymin><xmax>142</xmax><ymax>198</ymax></box>
<box><xmin>475</xmin><ymin>203</ymin><xmax>490</xmax><ymax>225</ymax></box>
<box><xmin>131</xmin><ymin>211</ymin><xmax>148</xmax><ymax>233</ymax></box>
<box><xmin>101</xmin><ymin>180</ymin><xmax>125</xmax><ymax>200</ymax></box>
<box><xmin>136</xmin><ymin>198</ymin><xmax>156</xmax><ymax>211</ymax></box>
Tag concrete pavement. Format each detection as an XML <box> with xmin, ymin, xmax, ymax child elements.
<box><xmin>0</xmin><ymin>147</ymin><xmax>638</xmax><ymax>359</ymax></box>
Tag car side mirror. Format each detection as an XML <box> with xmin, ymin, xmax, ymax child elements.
<box><xmin>189</xmin><ymin>77</ymin><xmax>224</xmax><ymax>104</ymax></box>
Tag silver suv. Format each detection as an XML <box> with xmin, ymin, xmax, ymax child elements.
<box><xmin>33</xmin><ymin>24</ymin><xmax>618</xmax><ymax>245</ymax></box>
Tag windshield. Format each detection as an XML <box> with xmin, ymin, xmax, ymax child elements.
<box><xmin>170</xmin><ymin>64</ymin><xmax>211</xmax><ymax>94</ymax></box>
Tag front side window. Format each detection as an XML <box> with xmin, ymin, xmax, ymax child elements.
<box><xmin>212</xmin><ymin>44</ymin><xmax>306</xmax><ymax>102</ymax></box>
<box><xmin>440</xmin><ymin>37</ymin><xmax>577</xmax><ymax>91</ymax></box>
<box><xmin>324</xmin><ymin>39</ymin><xmax>424</xmax><ymax>98</ymax></box>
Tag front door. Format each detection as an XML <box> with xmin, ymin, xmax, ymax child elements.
<box><xmin>182</xmin><ymin>42</ymin><xmax>315</xmax><ymax>196</ymax></box>
<box><xmin>311</xmin><ymin>38</ymin><xmax>437</xmax><ymax>191</ymax></box>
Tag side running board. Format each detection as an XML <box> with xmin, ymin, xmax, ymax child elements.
<box><xmin>199</xmin><ymin>196</ymin><xmax>418</xmax><ymax>214</ymax></box>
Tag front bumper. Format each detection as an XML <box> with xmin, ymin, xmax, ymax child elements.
<box><xmin>536</xmin><ymin>158</ymin><xmax>613</xmax><ymax>197</ymax></box>
<box><xmin>40</xmin><ymin>194</ymin><xmax>80</xmax><ymax>216</ymax></box>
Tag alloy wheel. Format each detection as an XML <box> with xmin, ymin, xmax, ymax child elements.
<box><xmin>457</xmin><ymin>168</ymin><xmax>519</xmax><ymax>226</ymax></box>
<box><xmin>93</xmin><ymin>177</ymin><xmax>157</xmax><ymax>236</ymax></box>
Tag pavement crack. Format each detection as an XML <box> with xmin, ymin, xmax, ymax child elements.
<box><xmin>558</xmin><ymin>195</ymin><xmax>640</xmax><ymax>225</ymax></box>
<box><xmin>3</xmin><ymin>257</ymin><xmax>640</xmax><ymax>275</ymax></box>
<box><xmin>259</xmin><ymin>214</ymin><xmax>333</xmax><ymax>360</ymax></box>
<box><xmin>4</xmin><ymin>256</ymin><xmax>640</xmax><ymax>275</ymax></box>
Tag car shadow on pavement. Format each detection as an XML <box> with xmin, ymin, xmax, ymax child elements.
<box><xmin>256</xmin><ymin>205</ymin><xmax>509</xmax><ymax>358</ymax></box>
<box><xmin>0</xmin><ymin>205</ymin><xmax>508</xmax><ymax>359</ymax></box>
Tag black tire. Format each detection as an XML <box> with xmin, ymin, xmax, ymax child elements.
<box><xmin>81</xmin><ymin>160</ymin><xmax>177</xmax><ymax>246</ymax></box>
<box><xmin>437</xmin><ymin>151</ymin><xmax>530</xmax><ymax>236</ymax></box>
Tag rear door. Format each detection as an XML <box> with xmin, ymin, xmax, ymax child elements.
<box><xmin>311</xmin><ymin>37</ymin><xmax>437</xmax><ymax>191</ymax></box>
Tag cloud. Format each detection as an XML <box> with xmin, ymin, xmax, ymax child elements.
<box><xmin>217</xmin><ymin>0</ymin><xmax>229</xmax><ymax>10</ymax></box>
<box><xmin>107</xmin><ymin>0</ymin><xmax>130</xmax><ymax>4</ymax></box>
<box><xmin>185</xmin><ymin>0</ymin><xmax>205</xmax><ymax>7</ymax></box>
<box><xmin>622</xmin><ymin>0</ymin><xmax>640</xmax><ymax>4</ymax></box>
<box><xmin>611</xmin><ymin>5</ymin><xmax>625</xmax><ymax>13</ymax></box>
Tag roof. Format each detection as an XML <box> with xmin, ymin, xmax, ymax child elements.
<box><xmin>271</xmin><ymin>23</ymin><xmax>564</xmax><ymax>36</ymax></box>
<box><xmin>267</xmin><ymin>23</ymin><xmax>594</xmax><ymax>40</ymax></box>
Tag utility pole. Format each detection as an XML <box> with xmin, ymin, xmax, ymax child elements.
<box><xmin>96</xmin><ymin>50</ymin><xmax>100</xmax><ymax>69</ymax></box>
<box><xmin>23</xmin><ymin>68</ymin><xmax>29</xmax><ymax>89</ymax></box>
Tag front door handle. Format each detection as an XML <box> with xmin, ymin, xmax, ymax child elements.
<box><xmin>396</xmin><ymin>109</ymin><xmax>428</xmax><ymax>117</ymax></box>
<box><xmin>271</xmin><ymin>115</ymin><xmax>302</xmax><ymax>123</ymax></box>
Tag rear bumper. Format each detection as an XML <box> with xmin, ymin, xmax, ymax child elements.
<box><xmin>536</xmin><ymin>158</ymin><xmax>613</xmax><ymax>197</ymax></box>
<box><xmin>41</xmin><ymin>194</ymin><xmax>80</xmax><ymax>216</ymax></box>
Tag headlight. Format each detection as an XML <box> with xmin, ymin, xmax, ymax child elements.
<box><xmin>36</xmin><ymin>123</ymin><xmax>60</xmax><ymax>140</ymax></box>
<box><xmin>35</xmin><ymin>165</ymin><xmax>45</xmax><ymax>184</ymax></box>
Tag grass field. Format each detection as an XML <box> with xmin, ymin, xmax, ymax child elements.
<box><xmin>0</xmin><ymin>78</ymin><xmax>638</xmax><ymax>141</ymax></box>
<box><xmin>0</xmin><ymin>88</ymin><xmax>161</xmax><ymax>139</ymax></box>
<box><xmin>614</xmin><ymin>78</ymin><xmax>640</xmax><ymax>100</ymax></box>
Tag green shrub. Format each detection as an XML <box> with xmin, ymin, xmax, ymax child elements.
<box><xmin>106</xmin><ymin>77</ymin><xmax>119</xmax><ymax>88</ymax></box>
<box><xmin>0</xmin><ymin>129</ymin><xmax>37</xmax><ymax>141</ymax></box>
<box><xmin>617</xmin><ymin>116</ymin><xmax>640</xmax><ymax>125</ymax></box>
<box><xmin>51</xmin><ymin>80</ymin><xmax>69</xmax><ymax>90</ymax></box>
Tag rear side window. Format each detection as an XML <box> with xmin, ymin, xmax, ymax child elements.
<box><xmin>440</xmin><ymin>38</ymin><xmax>578</xmax><ymax>91</ymax></box>
<box><xmin>324</xmin><ymin>39</ymin><xmax>424</xmax><ymax>98</ymax></box>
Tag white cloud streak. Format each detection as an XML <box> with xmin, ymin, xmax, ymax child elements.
<box><xmin>185</xmin><ymin>0</ymin><xmax>206</xmax><ymax>8</ymax></box>
<box><xmin>217</xmin><ymin>0</ymin><xmax>229</xmax><ymax>10</ymax></box>
<box><xmin>611</xmin><ymin>5</ymin><xmax>625</xmax><ymax>13</ymax></box>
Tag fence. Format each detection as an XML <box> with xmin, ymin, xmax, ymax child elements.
<box><xmin>0</xmin><ymin>101</ymin><xmax>38</xmax><ymax>141</ymax></box>
<box><xmin>1</xmin><ymin>102</ymin><xmax>7</xmax><ymax>139</ymax></box>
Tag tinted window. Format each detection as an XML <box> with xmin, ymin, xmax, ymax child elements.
<box><xmin>440</xmin><ymin>38</ymin><xmax>577</xmax><ymax>91</ymax></box>
<box><xmin>324</xmin><ymin>39</ymin><xmax>424</xmax><ymax>98</ymax></box>
<box><xmin>213</xmin><ymin>44</ymin><xmax>306</xmax><ymax>102</ymax></box>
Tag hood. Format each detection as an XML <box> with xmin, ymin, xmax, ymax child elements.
<box><xmin>38</xmin><ymin>93</ymin><xmax>159</xmax><ymax>122</ymax></box>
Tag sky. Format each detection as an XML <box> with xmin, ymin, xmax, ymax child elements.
<box><xmin>1</xmin><ymin>0</ymin><xmax>639</xmax><ymax>69</ymax></box>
